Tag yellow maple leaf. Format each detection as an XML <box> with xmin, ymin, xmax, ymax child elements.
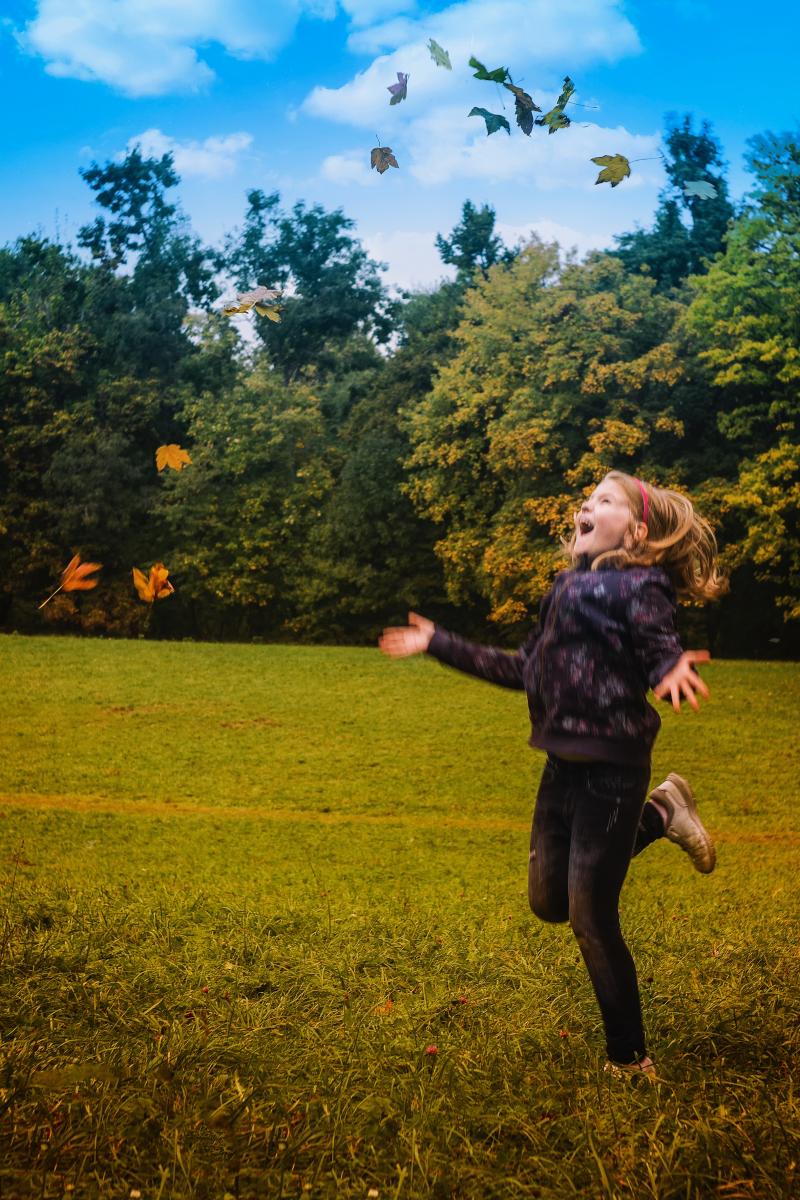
<box><xmin>132</xmin><ymin>563</ymin><xmax>175</xmax><ymax>603</ymax></box>
<box><xmin>156</xmin><ymin>444</ymin><xmax>192</xmax><ymax>472</ymax></box>
<box><xmin>591</xmin><ymin>154</ymin><xmax>631</xmax><ymax>187</ymax></box>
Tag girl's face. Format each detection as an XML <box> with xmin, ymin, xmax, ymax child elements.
<box><xmin>574</xmin><ymin>478</ymin><xmax>638</xmax><ymax>560</ymax></box>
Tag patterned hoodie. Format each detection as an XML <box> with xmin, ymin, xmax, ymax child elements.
<box><xmin>426</xmin><ymin>560</ymin><xmax>684</xmax><ymax>765</ymax></box>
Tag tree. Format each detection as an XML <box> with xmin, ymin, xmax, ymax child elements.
<box><xmin>684</xmin><ymin>128</ymin><xmax>800</xmax><ymax>627</ymax></box>
<box><xmin>403</xmin><ymin>240</ymin><xmax>691</xmax><ymax>629</ymax></box>
<box><xmin>614</xmin><ymin>115</ymin><xmax>735</xmax><ymax>290</ymax></box>
<box><xmin>435</xmin><ymin>200</ymin><xmax>516</xmax><ymax>285</ymax></box>
<box><xmin>224</xmin><ymin>190</ymin><xmax>396</xmax><ymax>380</ymax></box>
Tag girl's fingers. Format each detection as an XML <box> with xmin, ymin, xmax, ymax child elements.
<box><xmin>680</xmin><ymin>678</ymin><xmax>700</xmax><ymax>711</ymax></box>
<box><xmin>670</xmin><ymin>682</ymin><xmax>681</xmax><ymax>713</ymax></box>
<box><xmin>688</xmin><ymin>669</ymin><xmax>710</xmax><ymax>698</ymax></box>
<box><xmin>688</xmin><ymin>649</ymin><xmax>711</xmax><ymax>663</ymax></box>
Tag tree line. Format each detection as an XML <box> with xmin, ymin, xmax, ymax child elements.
<box><xmin>0</xmin><ymin>116</ymin><xmax>797</xmax><ymax>656</ymax></box>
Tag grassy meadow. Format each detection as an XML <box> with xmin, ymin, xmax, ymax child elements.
<box><xmin>0</xmin><ymin>633</ymin><xmax>798</xmax><ymax>1199</ymax></box>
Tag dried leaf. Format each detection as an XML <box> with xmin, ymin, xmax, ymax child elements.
<box><xmin>428</xmin><ymin>38</ymin><xmax>451</xmax><ymax>69</ymax></box>
<box><xmin>156</xmin><ymin>444</ymin><xmax>192</xmax><ymax>472</ymax></box>
<box><xmin>591</xmin><ymin>153</ymin><xmax>631</xmax><ymax>187</ymax></box>
<box><xmin>504</xmin><ymin>81</ymin><xmax>541</xmax><ymax>136</ymax></box>
<box><xmin>469</xmin><ymin>56</ymin><xmax>508</xmax><ymax>84</ymax></box>
<box><xmin>256</xmin><ymin>305</ymin><xmax>282</xmax><ymax>322</ymax></box>
<box><xmin>387</xmin><ymin>72</ymin><xmax>408</xmax><ymax>105</ymax></box>
<box><xmin>684</xmin><ymin>179</ymin><xmax>717</xmax><ymax>200</ymax></box>
<box><xmin>469</xmin><ymin>107</ymin><xmax>511</xmax><ymax>137</ymax></box>
<box><xmin>39</xmin><ymin>554</ymin><xmax>102</xmax><ymax>609</ymax></box>
<box><xmin>239</xmin><ymin>286</ymin><xmax>281</xmax><ymax>305</ymax></box>
<box><xmin>224</xmin><ymin>286</ymin><xmax>282</xmax><ymax>317</ymax></box>
<box><xmin>132</xmin><ymin>563</ymin><xmax>175</xmax><ymax>604</ymax></box>
<box><xmin>371</xmin><ymin>145</ymin><xmax>399</xmax><ymax>174</ymax></box>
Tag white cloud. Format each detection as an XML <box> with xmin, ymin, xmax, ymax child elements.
<box><xmin>126</xmin><ymin>128</ymin><xmax>254</xmax><ymax>179</ymax></box>
<box><xmin>362</xmin><ymin>228</ymin><xmax>453</xmax><ymax>289</ymax></box>
<box><xmin>20</xmin><ymin>0</ymin><xmax>321</xmax><ymax>96</ymax></box>
<box><xmin>321</xmin><ymin>149</ymin><xmax>381</xmax><ymax>186</ymax></box>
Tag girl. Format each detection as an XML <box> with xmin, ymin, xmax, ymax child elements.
<box><xmin>379</xmin><ymin>471</ymin><xmax>727</xmax><ymax>1079</ymax></box>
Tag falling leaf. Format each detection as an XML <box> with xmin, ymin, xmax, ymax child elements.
<box><xmin>387</xmin><ymin>72</ymin><xmax>408</xmax><ymax>105</ymax></box>
<box><xmin>223</xmin><ymin>286</ymin><xmax>282</xmax><ymax>317</ymax></box>
<box><xmin>469</xmin><ymin>107</ymin><xmax>511</xmax><ymax>136</ymax></box>
<box><xmin>684</xmin><ymin>179</ymin><xmax>718</xmax><ymax>200</ymax></box>
<box><xmin>373</xmin><ymin>999</ymin><xmax>394</xmax><ymax>1015</ymax></box>
<box><xmin>255</xmin><ymin>304</ymin><xmax>282</xmax><ymax>322</ymax></box>
<box><xmin>239</xmin><ymin>286</ymin><xmax>281</xmax><ymax>305</ymax></box>
<box><xmin>536</xmin><ymin>110</ymin><xmax>571</xmax><ymax>133</ymax></box>
<box><xmin>428</xmin><ymin>38</ymin><xmax>451</xmax><ymax>69</ymax></box>
<box><xmin>504</xmin><ymin>81</ymin><xmax>541</xmax><ymax>136</ymax></box>
<box><xmin>591</xmin><ymin>153</ymin><xmax>631</xmax><ymax>187</ymax></box>
<box><xmin>534</xmin><ymin>75</ymin><xmax>575</xmax><ymax>134</ymax></box>
<box><xmin>424</xmin><ymin>1045</ymin><xmax>438</xmax><ymax>1056</ymax></box>
<box><xmin>371</xmin><ymin>145</ymin><xmax>399</xmax><ymax>174</ymax></box>
<box><xmin>39</xmin><ymin>553</ymin><xmax>102</xmax><ymax>610</ymax></box>
<box><xmin>132</xmin><ymin>563</ymin><xmax>175</xmax><ymax>603</ymax></box>
<box><xmin>468</xmin><ymin>56</ymin><xmax>509</xmax><ymax>84</ymax></box>
<box><xmin>156</xmin><ymin>444</ymin><xmax>192</xmax><ymax>472</ymax></box>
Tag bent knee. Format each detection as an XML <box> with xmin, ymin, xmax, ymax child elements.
<box><xmin>528</xmin><ymin>888</ymin><xmax>569</xmax><ymax>924</ymax></box>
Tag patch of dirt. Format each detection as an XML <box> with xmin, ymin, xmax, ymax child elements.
<box><xmin>220</xmin><ymin>717</ymin><xmax>281</xmax><ymax>729</ymax></box>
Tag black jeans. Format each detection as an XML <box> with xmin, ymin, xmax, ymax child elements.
<box><xmin>527</xmin><ymin>754</ymin><xmax>664</xmax><ymax>1063</ymax></box>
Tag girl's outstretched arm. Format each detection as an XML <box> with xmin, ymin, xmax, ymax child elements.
<box><xmin>380</xmin><ymin>611</ymin><xmax>538</xmax><ymax>691</ymax></box>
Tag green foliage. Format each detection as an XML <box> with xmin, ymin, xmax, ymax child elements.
<box><xmin>435</xmin><ymin>200</ymin><xmax>516</xmax><ymax>285</ymax></box>
<box><xmin>403</xmin><ymin>242</ymin><xmax>690</xmax><ymax>625</ymax></box>
<box><xmin>614</xmin><ymin>115</ymin><xmax>735</xmax><ymax>290</ymax></box>
<box><xmin>224</xmin><ymin>190</ymin><xmax>397</xmax><ymax>380</ymax></box>
<box><xmin>684</xmin><ymin>128</ymin><xmax>800</xmax><ymax>619</ymax></box>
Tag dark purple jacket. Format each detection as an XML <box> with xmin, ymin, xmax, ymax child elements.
<box><xmin>426</xmin><ymin>561</ymin><xmax>684</xmax><ymax>765</ymax></box>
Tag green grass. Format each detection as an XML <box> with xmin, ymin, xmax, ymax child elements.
<box><xmin>0</xmin><ymin>633</ymin><xmax>798</xmax><ymax>1199</ymax></box>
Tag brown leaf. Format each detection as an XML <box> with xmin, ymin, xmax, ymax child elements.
<box><xmin>371</xmin><ymin>145</ymin><xmax>399</xmax><ymax>174</ymax></box>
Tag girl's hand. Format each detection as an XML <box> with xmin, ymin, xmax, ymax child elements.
<box><xmin>653</xmin><ymin>650</ymin><xmax>711</xmax><ymax>713</ymax></box>
<box><xmin>379</xmin><ymin>611</ymin><xmax>435</xmax><ymax>658</ymax></box>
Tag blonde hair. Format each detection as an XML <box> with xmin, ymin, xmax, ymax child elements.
<box><xmin>565</xmin><ymin>470</ymin><xmax>728</xmax><ymax>603</ymax></box>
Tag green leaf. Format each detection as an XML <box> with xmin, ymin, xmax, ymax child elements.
<box><xmin>428</xmin><ymin>38</ymin><xmax>451</xmax><ymax>69</ymax></box>
<box><xmin>468</xmin><ymin>107</ymin><xmax>511</xmax><ymax>137</ymax></box>
<box><xmin>535</xmin><ymin>109</ymin><xmax>571</xmax><ymax>134</ymax></box>
<box><xmin>534</xmin><ymin>76</ymin><xmax>575</xmax><ymax>134</ymax></box>
<box><xmin>591</xmin><ymin>153</ymin><xmax>631</xmax><ymax>187</ymax></box>
<box><xmin>468</xmin><ymin>56</ymin><xmax>509</xmax><ymax>84</ymax></box>
<box><xmin>555</xmin><ymin>76</ymin><xmax>575</xmax><ymax>109</ymax></box>
<box><xmin>31</xmin><ymin>1064</ymin><xmax>119</xmax><ymax>1087</ymax></box>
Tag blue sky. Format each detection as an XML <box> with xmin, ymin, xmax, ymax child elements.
<box><xmin>1</xmin><ymin>0</ymin><xmax>797</xmax><ymax>291</ymax></box>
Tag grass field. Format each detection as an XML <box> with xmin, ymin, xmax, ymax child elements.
<box><xmin>0</xmin><ymin>633</ymin><xmax>798</xmax><ymax>1199</ymax></box>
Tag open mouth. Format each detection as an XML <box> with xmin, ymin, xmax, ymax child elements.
<box><xmin>578</xmin><ymin>518</ymin><xmax>594</xmax><ymax>536</ymax></box>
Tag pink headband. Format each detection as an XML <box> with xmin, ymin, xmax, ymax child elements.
<box><xmin>635</xmin><ymin>479</ymin><xmax>649</xmax><ymax>527</ymax></box>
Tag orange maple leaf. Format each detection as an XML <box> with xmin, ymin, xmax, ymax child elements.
<box><xmin>156</xmin><ymin>444</ymin><xmax>192</xmax><ymax>472</ymax></box>
<box><xmin>132</xmin><ymin>563</ymin><xmax>175</xmax><ymax>603</ymax></box>
<box><xmin>39</xmin><ymin>553</ymin><xmax>102</xmax><ymax>609</ymax></box>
